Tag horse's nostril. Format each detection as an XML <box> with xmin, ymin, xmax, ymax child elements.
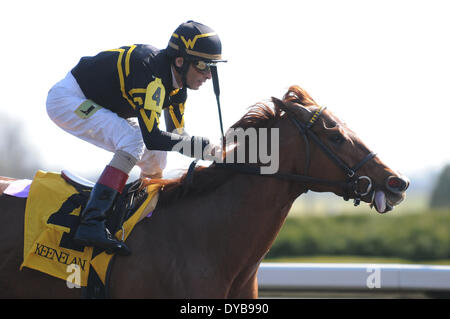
<box><xmin>386</xmin><ymin>176</ymin><xmax>409</xmax><ymax>193</ymax></box>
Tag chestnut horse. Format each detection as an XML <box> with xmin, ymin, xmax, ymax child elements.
<box><xmin>0</xmin><ymin>86</ymin><xmax>408</xmax><ymax>298</ymax></box>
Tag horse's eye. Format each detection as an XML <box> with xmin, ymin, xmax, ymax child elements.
<box><xmin>329</xmin><ymin>134</ymin><xmax>344</xmax><ymax>145</ymax></box>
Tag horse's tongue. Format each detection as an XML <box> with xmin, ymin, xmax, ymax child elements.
<box><xmin>375</xmin><ymin>191</ymin><xmax>386</xmax><ymax>213</ymax></box>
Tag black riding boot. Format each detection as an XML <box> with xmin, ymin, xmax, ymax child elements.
<box><xmin>73</xmin><ymin>166</ymin><xmax>131</xmax><ymax>256</ymax></box>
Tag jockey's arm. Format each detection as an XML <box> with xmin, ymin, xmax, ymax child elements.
<box><xmin>164</xmin><ymin>103</ymin><xmax>189</xmax><ymax>137</ymax></box>
<box><xmin>137</xmin><ymin>108</ymin><xmax>209</xmax><ymax>159</ymax></box>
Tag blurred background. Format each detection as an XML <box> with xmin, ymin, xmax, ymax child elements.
<box><xmin>1</xmin><ymin>0</ymin><xmax>449</xmax><ymax>264</ymax></box>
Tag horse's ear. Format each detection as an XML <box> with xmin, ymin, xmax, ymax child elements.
<box><xmin>271</xmin><ymin>97</ymin><xmax>284</xmax><ymax>115</ymax></box>
<box><xmin>272</xmin><ymin>96</ymin><xmax>311</xmax><ymax>120</ymax></box>
<box><xmin>271</xmin><ymin>96</ymin><xmax>283</xmax><ymax>106</ymax></box>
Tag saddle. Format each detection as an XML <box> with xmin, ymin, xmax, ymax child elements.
<box><xmin>60</xmin><ymin>170</ymin><xmax>154</xmax><ymax>298</ymax></box>
<box><xmin>60</xmin><ymin>170</ymin><xmax>151</xmax><ymax>237</ymax></box>
<box><xmin>20</xmin><ymin>170</ymin><xmax>161</xmax><ymax>299</ymax></box>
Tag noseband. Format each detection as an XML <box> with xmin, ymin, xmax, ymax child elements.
<box><xmin>214</xmin><ymin>103</ymin><xmax>377</xmax><ymax>206</ymax></box>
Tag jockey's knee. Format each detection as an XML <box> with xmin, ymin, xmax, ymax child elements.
<box><xmin>109</xmin><ymin>150</ymin><xmax>138</xmax><ymax>175</ymax></box>
<box><xmin>116</xmin><ymin>132</ymin><xmax>146</xmax><ymax>161</ymax></box>
<box><xmin>136</xmin><ymin>150</ymin><xmax>167</xmax><ymax>179</ymax></box>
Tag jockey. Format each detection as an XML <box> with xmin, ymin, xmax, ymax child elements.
<box><xmin>46</xmin><ymin>21</ymin><xmax>226</xmax><ymax>255</ymax></box>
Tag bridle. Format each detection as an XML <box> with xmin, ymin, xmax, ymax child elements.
<box><xmin>277</xmin><ymin>103</ymin><xmax>377</xmax><ymax>205</ymax></box>
<box><xmin>214</xmin><ymin>101</ymin><xmax>377</xmax><ymax>206</ymax></box>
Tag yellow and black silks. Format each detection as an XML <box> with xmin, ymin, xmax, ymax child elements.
<box><xmin>20</xmin><ymin>170</ymin><xmax>160</xmax><ymax>287</ymax></box>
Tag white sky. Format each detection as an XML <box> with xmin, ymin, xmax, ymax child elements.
<box><xmin>1</xmin><ymin>0</ymin><xmax>449</xmax><ymax>179</ymax></box>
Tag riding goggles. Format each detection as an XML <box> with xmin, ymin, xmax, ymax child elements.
<box><xmin>192</xmin><ymin>60</ymin><xmax>215</xmax><ymax>73</ymax></box>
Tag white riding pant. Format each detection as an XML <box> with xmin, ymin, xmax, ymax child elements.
<box><xmin>46</xmin><ymin>71</ymin><xmax>167</xmax><ymax>177</ymax></box>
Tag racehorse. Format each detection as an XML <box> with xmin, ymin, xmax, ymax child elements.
<box><xmin>0</xmin><ymin>85</ymin><xmax>409</xmax><ymax>298</ymax></box>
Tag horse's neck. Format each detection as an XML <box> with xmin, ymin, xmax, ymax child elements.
<box><xmin>220</xmin><ymin>174</ymin><xmax>302</xmax><ymax>263</ymax></box>
<box><xmin>139</xmin><ymin>172</ymin><xmax>305</xmax><ymax>283</ymax></box>
<box><xmin>172</xmin><ymin>172</ymin><xmax>304</xmax><ymax>279</ymax></box>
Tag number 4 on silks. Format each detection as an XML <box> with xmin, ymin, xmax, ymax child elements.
<box><xmin>144</xmin><ymin>78</ymin><xmax>166</xmax><ymax>114</ymax></box>
<box><xmin>152</xmin><ymin>87</ymin><xmax>161</xmax><ymax>106</ymax></box>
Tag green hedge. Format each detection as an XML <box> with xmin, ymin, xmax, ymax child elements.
<box><xmin>266</xmin><ymin>210</ymin><xmax>450</xmax><ymax>261</ymax></box>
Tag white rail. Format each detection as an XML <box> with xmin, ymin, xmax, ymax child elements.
<box><xmin>258</xmin><ymin>263</ymin><xmax>450</xmax><ymax>292</ymax></box>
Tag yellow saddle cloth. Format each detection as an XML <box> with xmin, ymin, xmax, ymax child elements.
<box><xmin>20</xmin><ymin>170</ymin><xmax>160</xmax><ymax>287</ymax></box>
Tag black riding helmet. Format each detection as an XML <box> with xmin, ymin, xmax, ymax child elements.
<box><xmin>166</xmin><ymin>20</ymin><xmax>226</xmax><ymax>87</ymax></box>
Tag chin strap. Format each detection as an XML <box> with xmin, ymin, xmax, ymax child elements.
<box><xmin>173</xmin><ymin>58</ymin><xmax>191</xmax><ymax>89</ymax></box>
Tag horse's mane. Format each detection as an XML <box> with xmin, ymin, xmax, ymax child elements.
<box><xmin>144</xmin><ymin>85</ymin><xmax>318</xmax><ymax>207</ymax></box>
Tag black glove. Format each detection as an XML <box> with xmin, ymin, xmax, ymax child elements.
<box><xmin>190</xmin><ymin>136</ymin><xmax>212</xmax><ymax>160</ymax></box>
<box><xmin>192</xmin><ymin>136</ymin><xmax>225</xmax><ymax>161</ymax></box>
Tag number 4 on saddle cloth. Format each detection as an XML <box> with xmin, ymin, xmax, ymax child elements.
<box><xmin>19</xmin><ymin>170</ymin><xmax>161</xmax><ymax>296</ymax></box>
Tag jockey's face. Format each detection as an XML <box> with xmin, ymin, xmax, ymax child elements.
<box><xmin>185</xmin><ymin>61</ymin><xmax>212</xmax><ymax>90</ymax></box>
<box><xmin>174</xmin><ymin>57</ymin><xmax>212</xmax><ymax>90</ymax></box>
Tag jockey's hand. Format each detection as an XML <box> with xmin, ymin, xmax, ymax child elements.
<box><xmin>190</xmin><ymin>136</ymin><xmax>210</xmax><ymax>159</ymax></box>
<box><xmin>202</xmin><ymin>143</ymin><xmax>223</xmax><ymax>162</ymax></box>
<box><xmin>191</xmin><ymin>135</ymin><xmax>209</xmax><ymax>149</ymax></box>
<box><xmin>190</xmin><ymin>136</ymin><xmax>222</xmax><ymax>161</ymax></box>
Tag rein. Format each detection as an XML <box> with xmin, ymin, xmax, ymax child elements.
<box><xmin>214</xmin><ymin>103</ymin><xmax>377</xmax><ymax>206</ymax></box>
